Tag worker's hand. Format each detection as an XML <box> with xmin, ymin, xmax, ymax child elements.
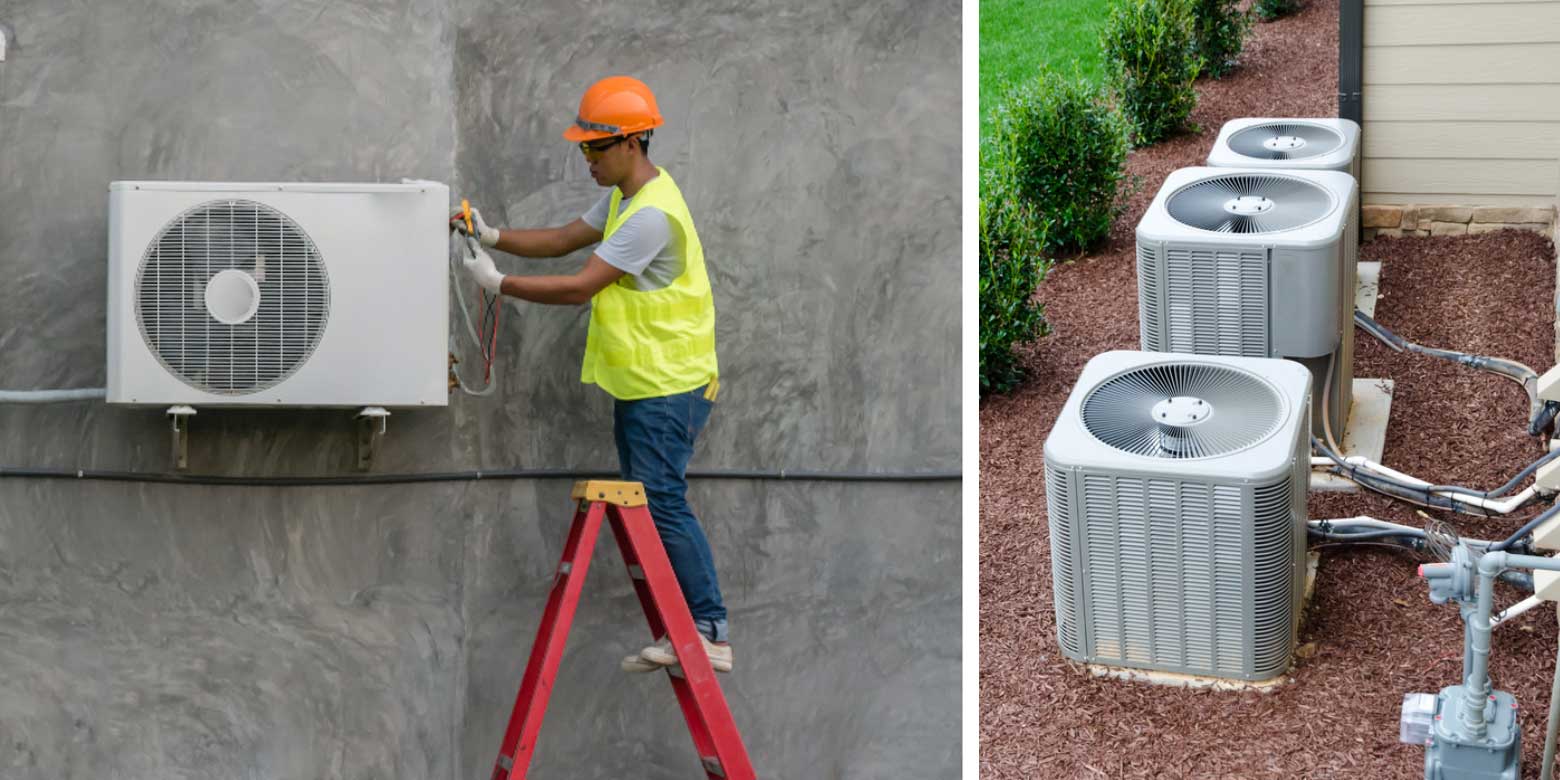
<box><xmin>461</xmin><ymin>238</ymin><xmax>505</xmax><ymax>293</ymax></box>
<box><xmin>449</xmin><ymin>206</ymin><xmax>500</xmax><ymax>247</ymax></box>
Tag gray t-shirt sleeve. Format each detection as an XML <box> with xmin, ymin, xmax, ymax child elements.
<box><xmin>581</xmin><ymin>192</ymin><xmax>612</xmax><ymax>231</ymax></box>
<box><xmin>592</xmin><ymin>207</ymin><xmax>672</xmax><ymax>278</ymax></box>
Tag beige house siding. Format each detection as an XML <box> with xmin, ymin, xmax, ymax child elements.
<box><xmin>1362</xmin><ymin>0</ymin><xmax>1560</xmax><ymax>208</ymax></box>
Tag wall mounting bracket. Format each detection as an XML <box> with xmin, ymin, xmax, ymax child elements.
<box><xmin>356</xmin><ymin>407</ymin><xmax>389</xmax><ymax>471</ymax></box>
<box><xmin>167</xmin><ymin>405</ymin><xmax>196</xmax><ymax>470</ymax></box>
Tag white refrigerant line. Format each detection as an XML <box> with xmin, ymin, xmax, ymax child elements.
<box><xmin>1310</xmin><ymin>455</ymin><xmax>1541</xmax><ymax>514</ymax></box>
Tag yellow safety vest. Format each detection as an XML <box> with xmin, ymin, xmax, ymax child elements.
<box><xmin>581</xmin><ymin>167</ymin><xmax>719</xmax><ymax>400</ymax></box>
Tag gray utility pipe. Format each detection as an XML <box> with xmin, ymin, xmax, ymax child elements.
<box><xmin>1440</xmin><ymin>551</ymin><xmax>1560</xmax><ymax>740</ymax></box>
<box><xmin>1545</xmin><ymin>603</ymin><xmax>1560</xmax><ymax>780</ymax></box>
<box><xmin>0</xmin><ymin>388</ymin><xmax>105</xmax><ymax>402</ymax></box>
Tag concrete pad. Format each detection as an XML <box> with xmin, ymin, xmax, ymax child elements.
<box><xmin>1356</xmin><ymin>261</ymin><xmax>1381</xmax><ymax>318</ymax></box>
<box><xmin>1084</xmin><ymin>553</ymin><xmax>1321</xmax><ymax>692</ymax></box>
<box><xmin>1311</xmin><ymin>378</ymin><xmax>1395</xmax><ymax>492</ymax></box>
<box><xmin>1310</xmin><ymin>260</ymin><xmax>1391</xmax><ymax>492</ymax></box>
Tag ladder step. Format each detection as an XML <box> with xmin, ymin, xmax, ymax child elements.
<box><xmin>492</xmin><ymin>490</ymin><xmax>754</xmax><ymax>780</ymax></box>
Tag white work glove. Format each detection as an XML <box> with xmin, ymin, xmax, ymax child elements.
<box><xmin>450</xmin><ymin>205</ymin><xmax>501</xmax><ymax>247</ymax></box>
<box><xmin>461</xmin><ymin>238</ymin><xmax>505</xmax><ymax>293</ymax></box>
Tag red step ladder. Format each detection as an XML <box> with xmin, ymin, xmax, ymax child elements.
<box><xmin>489</xmin><ymin>480</ymin><xmax>757</xmax><ymax>780</ymax></box>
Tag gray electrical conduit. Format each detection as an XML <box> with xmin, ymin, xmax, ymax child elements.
<box><xmin>1312</xmin><ymin>435</ymin><xmax>1547</xmax><ymax>516</ymax></box>
<box><xmin>1355</xmin><ymin>309</ymin><xmax>1542</xmax><ymax>422</ymax></box>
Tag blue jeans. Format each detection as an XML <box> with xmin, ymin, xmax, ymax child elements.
<box><xmin>612</xmin><ymin>384</ymin><xmax>728</xmax><ymax>642</ymax></box>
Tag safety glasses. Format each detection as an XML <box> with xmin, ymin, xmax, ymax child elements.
<box><xmin>579</xmin><ymin>136</ymin><xmax>629</xmax><ymax>158</ymax></box>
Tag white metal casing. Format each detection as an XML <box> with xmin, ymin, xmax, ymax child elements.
<box><xmin>1206</xmin><ymin>117</ymin><xmax>1362</xmax><ymax>181</ymax></box>
<box><xmin>1538</xmin><ymin>364</ymin><xmax>1560</xmax><ymax>403</ymax></box>
<box><xmin>1136</xmin><ymin>167</ymin><xmax>1358</xmax><ymax>359</ymax></box>
<box><xmin>107</xmin><ymin>181</ymin><xmax>450</xmax><ymax>408</ymax></box>
<box><xmin>1043</xmin><ymin>350</ymin><xmax>1312</xmax><ymax>681</ymax></box>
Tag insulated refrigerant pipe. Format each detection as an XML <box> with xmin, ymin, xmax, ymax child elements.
<box><xmin>1310</xmin><ymin>449</ymin><xmax>1544</xmax><ymax>515</ymax></box>
<box><xmin>0</xmin><ymin>388</ymin><xmax>105</xmax><ymax>403</ymax></box>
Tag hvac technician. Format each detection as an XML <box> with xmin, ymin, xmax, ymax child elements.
<box><xmin>452</xmin><ymin>76</ymin><xmax>731</xmax><ymax>674</ymax></box>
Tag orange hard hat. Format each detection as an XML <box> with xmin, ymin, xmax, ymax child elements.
<box><xmin>562</xmin><ymin>76</ymin><xmax>664</xmax><ymax>143</ymax></box>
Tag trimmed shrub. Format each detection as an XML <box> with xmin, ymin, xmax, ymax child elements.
<box><xmin>1190</xmin><ymin>0</ymin><xmax>1250</xmax><ymax>78</ymax></box>
<box><xmin>987</xmin><ymin>72</ymin><xmax>1131</xmax><ymax>254</ymax></box>
<box><xmin>978</xmin><ymin>161</ymin><xmax>1050</xmax><ymax>395</ymax></box>
<box><xmin>1254</xmin><ymin>0</ymin><xmax>1300</xmax><ymax>21</ymax></box>
<box><xmin>1101</xmin><ymin>0</ymin><xmax>1202</xmax><ymax>146</ymax></box>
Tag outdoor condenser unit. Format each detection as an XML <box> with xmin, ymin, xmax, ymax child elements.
<box><xmin>106</xmin><ymin>181</ymin><xmax>450</xmax><ymax>407</ymax></box>
<box><xmin>1135</xmin><ymin>167</ymin><xmax>1358</xmax><ymax>438</ymax></box>
<box><xmin>1206</xmin><ymin>117</ymin><xmax>1361</xmax><ymax>180</ymax></box>
<box><xmin>1043</xmin><ymin>350</ymin><xmax>1311</xmax><ymax>681</ymax></box>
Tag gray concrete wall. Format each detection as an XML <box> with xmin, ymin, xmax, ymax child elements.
<box><xmin>0</xmin><ymin>1</ymin><xmax>961</xmax><ymax>778</ymax></box>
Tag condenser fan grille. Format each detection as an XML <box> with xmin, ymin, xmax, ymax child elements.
<box><xmin>1227</xmin><ymin>122</ymin><xmax>1342</xmax><ymax>161</ymax></box>
<box><xmin>1080</xmin><ymin>363</ymin><xmax>1283</xmax><ymax>458</ymax></box>
<box><xmin>1166</xmin><ymin>174</ymin><xmax>1335</xmax><ymax>234</ymax></box>
<box><xmin>136</xmin><ymin>200</ymin><xmax>329</xmax><ymax>395</ymax></box>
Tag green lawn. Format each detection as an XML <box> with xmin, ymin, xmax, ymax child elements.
<box><xmin>980</xmin><ymin>0</ymin><xmax>1114</xmax><ymax>139</ymax></box>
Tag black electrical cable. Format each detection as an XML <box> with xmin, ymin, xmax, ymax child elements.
<box><xmin>1309</xmin><ymin>529</ymin><xmax>1425</xmax><ymax>543</ymax></box>
<box><xmin>1490</xmin><ymin>502</ymin><xmax>1560</xmax><ymax>551</ymax></box>
<box><xmin>1306</xmin><ymin>527</ymin><xmax>1536</xmax><ymax>591</ymax></box>
<box><xmin>1313</xmin><ymin>436</ymin><xmax>1478</xmax><ymax>514</ymax></box>
<box><xmin>1427</xmin><ymin>446</ymin><xmax>1560</xmax><ymax>499</ymax></box>
<box><xmin>0</xmin><ymin>465</ymin><xmax>961</xmax><ymax>487</ymax></box>
<box><xmin>1312</xmin><ymin>435</ymin><xmax>1536</xmax><ymax>516</ymax></box>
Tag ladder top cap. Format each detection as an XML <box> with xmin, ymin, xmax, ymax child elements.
<box><xmin>571</xmin><ymin>480</ymin><xmax>647</xmax><ymax>507</ymax></box>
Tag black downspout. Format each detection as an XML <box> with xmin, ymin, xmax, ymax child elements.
<box><xmin>1339</xmin><ymin>0</ymin><xmax>1363</xmax><ymax>125</ymax></box>
<box><xmin>1339</xmin><ymin>0</ymin><xmax>1364</xmax><ymax>233</ymax></box>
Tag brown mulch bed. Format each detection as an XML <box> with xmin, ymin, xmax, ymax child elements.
<box><xmin>979</xmin><ymin>1</ymin><xmax>1560</xmax><ymax>777</ymax></box>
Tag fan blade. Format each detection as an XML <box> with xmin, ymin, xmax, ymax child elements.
<box><xmin>1081</xmin><ymin>363</ymin><xmax>1283</xmax><ymax>458</ymax></box>
<box><xmin>1226</xmin><ymin>121</ymin><xmax>1343</xmax><ymax>160</ymax></box>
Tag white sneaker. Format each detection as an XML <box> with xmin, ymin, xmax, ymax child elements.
<box><xmin>620</xmin><ymin>653</ymin><xmax>662</xmax><ymax>673</ymax></box>
<box><xmin>638</xmin><ymin>634</ymin><xmax>733</xmax><ymax>673</ymax></box>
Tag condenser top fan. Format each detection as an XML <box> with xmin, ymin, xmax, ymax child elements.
<box><xmin>1045</xmin><ymin>351</ymin><xmax>1309</xmax><ymax>482</ymax></box>
<box><xmin>1164</xmin><ymin>173</ymin><xmax>1336</xmax><ymax>235</ymax></box>
<box><xmin>1207</xmin><ymin>117</ymin><xmax>1361</xmax><ymax>175</ymax></box>
<box><xmin>1080</xmin><ymin>361</ymin><xmax>1283</xmax><ymax>459</ymax></box>
<box><xmin>1226</xmin><ymin>122</ymin><xmax>1342</xmax><ymax>161</ymax></box>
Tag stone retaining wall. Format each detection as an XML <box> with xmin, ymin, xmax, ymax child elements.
<box><xmin>1362</xmin><ymin>205</ymin><xmax>1556</xmax><ymax>241</ymax></box>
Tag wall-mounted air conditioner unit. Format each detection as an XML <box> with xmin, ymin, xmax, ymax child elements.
<box><xmin>106</xmin><ymin>181</ymin><xmax>449</xmax><ymax>408</ymax></box>
<box><xmin>1207</xmin><ymin>118</ymin><xmax>1361</xmax><ymax>181</ymax></box>
<box><xmin>1135</xmin><ymin>167</ymin><xmax>1358</xmax><ymax>438</ymax></box>
<box><xmin>1044</xmin><ymin>350</ymin><xmax>1310</xmax><ymax>681</ymax></box>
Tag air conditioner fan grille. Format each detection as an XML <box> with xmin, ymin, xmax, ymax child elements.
<box><xmin>135</xmin><ymin>199</ymin><xmax>329</xmax><ymax>395</ymax></box>
<box><xmin>1166</xmin><ymin>174</ymin><xmax>1335</xmax><ymax>234</ymax></box>
<box><xmin>1227</xmin><ymin>122</ymin><xmax>1343</xmax><ymax>161</ymax></box>
<box><xmin>1080</xmin><ymin>363</ymin><xmax>1283</xmax><ymax>458</ymax></box>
